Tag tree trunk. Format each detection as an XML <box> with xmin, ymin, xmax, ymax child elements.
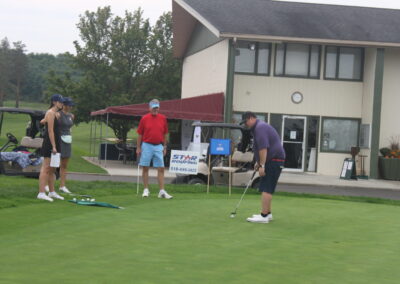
<box><xmin>15</xmin><ymin>80</ymin><xmax>20</xmax><ymax>108</ymax></box>
<box><xmin>0</xmin><ymin>89</ymin><xmax>4</xmax><ymax>107</ymax></box>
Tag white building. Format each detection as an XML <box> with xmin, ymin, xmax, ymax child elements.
<box><xmin>172</xmin><ymin>0</ymin><xmax>400</xmax><ymax>177</ymax></box>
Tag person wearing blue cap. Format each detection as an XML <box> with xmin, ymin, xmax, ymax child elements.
<box><xmin>57</xmin><ymin>97</ymin><xmax>75</xmax><ymax>194</ymax></box>
<box><xmin>136</xmin><ymin>99</ymin><xmax>172</xmax><ymax>199</ymax></box>
<box><xmin>37</xmin><ymin>94</ymin><xmax>65</xmax><ymax>202</ymax></box>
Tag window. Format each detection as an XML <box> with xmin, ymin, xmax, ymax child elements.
<box><xmin>275</xmin><ymin>43</ymin><xmax>321</xmax><ymax>78</ymax></box>
<box><xmin>325</xmin><ymin>46</ymin><xmax>364</xmax><ymax>81</ymax></box>
<box><xmin>321</xmin><ymin>118</ymin><xmax>360</xmax><ymax>153</ymax></box>
<box><xmin>235</xmin><ymin>41</ymin><xmax>271</xmax><ymax>75</ymax></box>
<box><xmin>232</xmin><ymin>112</ymin><xmax>268</xmax><ymax>124</ymax></box>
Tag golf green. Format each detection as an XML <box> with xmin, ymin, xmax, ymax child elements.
<box><xmin>1</xmin><ymin>181</ymin><xmax>400</xmax><ymax>283</ymax></box>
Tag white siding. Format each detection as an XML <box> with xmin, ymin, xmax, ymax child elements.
<box><xmin>381</xmin><ymin>48</ymin><xmax>400</xmax><ymax>149</ymax></box>
<box><xmin>181</xmin><ymin>40</ymin><xmax>229</xmax><ymax>99</ymax></box>
<box><xmin>318</xmin><ymin>153</ymin><xmax>350</xmax><ymax>176</ymax></box>
<box><xmin>233</xmin><ymin>75</ymin><xmax>363</xmax><ymax>117</ymax></box>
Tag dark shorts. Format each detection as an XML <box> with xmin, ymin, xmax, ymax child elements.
<box><xmin>41</xmin><ymin>136</ymin><xmax>61</xmax><ymax>158</ymax></box>
<box><xmin>259</xmin><ymin>160</ymin><xmax>284</xmax><ymax>194</ymax></box>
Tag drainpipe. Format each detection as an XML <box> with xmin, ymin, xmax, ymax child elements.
<box><xmin>370</xmin><ymin>48</ymin><xmax>385</xmax><ymax>179</ymax></box>
<box><xmin>224</xmin><ymin>39</ymin><xmax>236</xmax><ymax>124</ymax></box>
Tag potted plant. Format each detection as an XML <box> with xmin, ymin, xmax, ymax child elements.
<box><xmin>379</xmin><ymin>136</ymin><xmax>400</xmax><ymax>180</ymax></box>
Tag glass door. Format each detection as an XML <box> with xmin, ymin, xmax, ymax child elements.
<box><xmin>282</xmin><ymin>116</ymin><xmax>307</xmax><ymax>171</ymax></box>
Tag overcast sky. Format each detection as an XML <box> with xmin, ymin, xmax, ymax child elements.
<box><xmin>0</xmin><ymin>0</ymin><xmax>400</xmax><ymax>54</ymax></box>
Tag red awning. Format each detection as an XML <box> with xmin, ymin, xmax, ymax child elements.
<box><xmin>90</xmin><ymin>93</ymin><xmax>224</xmax><ymax>122</ymax></box>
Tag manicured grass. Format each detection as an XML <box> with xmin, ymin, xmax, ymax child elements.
<box><xmin>3</xmin><ymin>100</ymin><xmax>49</xmax><ymax>110</ymax></box>
<box><xmin>1</xmin><ymin>100</ymin><xmax>106</xmax><ymax>174</ymax></box>
<box><xmin>1</xmin><ymin>176</ymin><xmax>400</xmax><ymax>283</ymax></box>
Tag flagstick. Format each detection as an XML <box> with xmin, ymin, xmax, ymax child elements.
<box><xmin>136</xmin><ymin>163</ymin><xmax>140</xmax><ymax>196</ymax></box>
<box><xmin>207</xmin><ymin>154</ymin><xmax>211</xmax><ymax>194</ymax></box>
<box><xmin>229</xmin><ymin>154</ymin><xmax>232</xmax><ymax>196</ymax></box>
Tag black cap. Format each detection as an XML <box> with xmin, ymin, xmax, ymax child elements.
<box><xmin>62</xmin><ymin>97</ymin><xmax>75</xmax><ymax>106</ymax></box>
<box><xmin>240</xmin><ymin>111</ymin><xmax>256</xmax><ymax>125</ymax></box>
<box><xmin>51</xmin><ymin>94</ymin><xmax>64</xmax><ymax>102</ymax></box>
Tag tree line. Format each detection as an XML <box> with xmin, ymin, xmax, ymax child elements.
<box><xmin>1</xmin><ymin>7</ymin><xmax>182</xmax><ymax>141</ymax></box>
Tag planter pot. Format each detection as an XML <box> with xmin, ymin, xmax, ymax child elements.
<box><xmin>379</xmin><ymin>157</ymin><xmax>400</xmax><ymax>181</ymax></box>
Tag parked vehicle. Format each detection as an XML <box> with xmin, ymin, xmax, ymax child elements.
<box><xmin>0</xmin><ymin>107</ymin><xmax>50</xmax><ymax>178</ymax></box>
<box><xmin>176</xmin><ymin>122</ymin><xmax>260</xmax><ymax>188</ymax></box>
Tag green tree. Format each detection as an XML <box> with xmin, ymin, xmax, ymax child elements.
<box><xmin>46</xmin><ymin>7</ymin><xmax>181</xmax><ymax>142</ymax></box>
<box><xmin>9</xmin><ymin>41</ymin><xmax>28</xmax><ymax>108</ymax></box>
<box><xmin>145</xmin><ymin>12</ymin><xmax>181</xmax><ymax>101</ymax></box>
<box><xmin>0</xmin><ymin>38</ymin><xmax>11</xmax><ymax>106</ymax></box>
<box><xmin>23</xmin><ymin>52</ymin><xmax>81</xmax><ymax>102</ymax></box>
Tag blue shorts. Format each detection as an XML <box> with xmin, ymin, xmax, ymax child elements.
<box><xmin>259</xmin><ymin>160</ymin><xmax>284</xmax><ymax>194</ymax></box>
<box><xmin>139</xmin><ymin>142</ymin><xmax>164</xmax><ymax>168</ymax></box>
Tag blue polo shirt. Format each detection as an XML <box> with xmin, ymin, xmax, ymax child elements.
<box><xmin>251</xmin><ymin>120</ymin><xmax>285</xmax><ymax>162</ymax></box>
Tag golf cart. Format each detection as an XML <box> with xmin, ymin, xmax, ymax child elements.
<box><xmin>0</xmin><ymin>107</ymin><xmax>46</xmax><ymax>177</ymax></box>
<box><xmin>177</xmin><ymin>122</ymin><xmax>260</xmax><ymax>188</ymax></box>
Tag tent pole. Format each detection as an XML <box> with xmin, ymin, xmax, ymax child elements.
<box><xmin>89</xmin><ymin>119</ymin><xmax>93</xmax><ymax>161</ymax></box>
<box><xmin>94</xmin><ymin>118</ymin><xmax>97</xmax><ymax>163</ymax></box>
<box><xmin>104</xmin><ymin>113</ymin><xmax>109</xmax><ymax>168</ymax></box>
<box><xmin>99</xmin><ymin>116</ymin><xmax>103</xmax><ymax>165</ymax></box>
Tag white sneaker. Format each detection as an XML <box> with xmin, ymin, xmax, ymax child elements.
<box><xmin>247</xmin><ymin>214</ymin><xmax>270</xmax><ymax>223</ymax></box>
<box><xmin>45</xmin><ymin>185</ymin><xmax>49</xmax><ymax>193</ymax></box>
<box><xmin>252</xmin><ymin>213</ymin><xmax>273</xmax><ymax>221</ymax></box>
<box><xmin>59</xmin><ymin>186</ymin><xmax>71</xmax><ymax>194</ymax></box>
<box><xmin>37</xmin><ymin>192</ymin><xmax>53</xmax><ymax>202</ymax></box>
<box><xmin>142</xmin><ymin>188</ymin><xmax>150</xmax><ymax>197</ymax></box>
<box><xmin>158</xmin><ymin>189</ymin><xmax>173</xmax><ymax>199</ymax></box>
<box><xmin>48</xmin><ymin>192</ymin><xmax>64</xmax><ymax>200</ymax></box>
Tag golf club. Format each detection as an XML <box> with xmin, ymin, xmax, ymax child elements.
<box><xmin>230</xmin><ymin>170</ymin><xmax>257</xmax><ymax>218</ymax></box>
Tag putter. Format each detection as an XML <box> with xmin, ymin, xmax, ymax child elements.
<box><xmin>230</xmin><ymin>170</ymin><xmax>257</xmax><ymax>218</ymax></box>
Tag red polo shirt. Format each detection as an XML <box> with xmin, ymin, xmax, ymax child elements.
<box><xmin>137</xmin><ymin>113</ymin><xmax>168</xmax><ymax>144</ymax></box>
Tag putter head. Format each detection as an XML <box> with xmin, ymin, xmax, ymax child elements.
<box><xmin>230</xmin><ymin>212</ymin><xmax>236</xmax><ymax>218</ymax></box>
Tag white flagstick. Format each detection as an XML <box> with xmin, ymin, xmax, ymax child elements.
<box><xmin>136</xmin><ymin>163</ymin><xmax>140</xmax><ymax>196</ymax></box>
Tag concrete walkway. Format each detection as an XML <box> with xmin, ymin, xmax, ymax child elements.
<box><xmin>78</xmin><ymin>157</ymin><xmax>400</xmax><ymax>192</ymax></box>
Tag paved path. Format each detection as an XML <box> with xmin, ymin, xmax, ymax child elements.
<box><xmin>67</xmin><ymin>172</ymin><xmax>400</xmax><ymax>200</ymax></box>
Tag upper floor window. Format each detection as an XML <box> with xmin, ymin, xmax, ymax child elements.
<box><xmin>325</xmin><ymin>46</ymin><xmax>364</xmax><ymax>81</ymax></box>
<box><xmin>235</xmin><ymin>41</ymin><xmax>271</xmax><ymax>75</ymax></box>
<box><xmin>275</xmin><ymin>43</ymin><xmax>321</xmax><ymax>78</ymax></box>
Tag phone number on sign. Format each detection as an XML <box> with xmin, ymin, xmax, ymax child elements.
<box><xmin>170</xmin><ymin>166</ymin><xmax>197</xmax><ymax>173</ymax></box>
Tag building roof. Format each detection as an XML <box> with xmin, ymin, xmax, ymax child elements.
<box><xmin>174</xmin><ymin>0</ymin><xmax>400</xmax><ymax>52</ymax></box>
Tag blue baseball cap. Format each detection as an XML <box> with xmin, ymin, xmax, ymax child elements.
<box><xmin>149</xmin><ymin>99</ymin><xmax>160</xmax><ymax>109</ymax></box>
<box><xmin>51</xmin><ymin>94</ymin><xmax>64</xmax><ymax>102</ymax></box>
<box><xmin>62</xmin><ymin>97</ymin><xmax>75</xmax><ymax>106</ymax></box>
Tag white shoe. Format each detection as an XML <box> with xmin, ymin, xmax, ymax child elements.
<box><xmin>48</xmin><ymin>192</ymin><xmax>64</xmax><ymax>200</ymax></box>
<box><xmin>158</xmin><ymin>189</ymin><xmax>173</xmax><ymax>199</ymax></box>
<box><xmin>252</xmin><ymin>213</ymin><xmax>273</xmax><ymax>221</ymax></box>
<box><xmin>247</xmin><ymin>214</ymin><xmax>270</xmax><ymax>223</ymax></box>
<box><xmin>45</xmin><ymin>185</ymin><xmax>49</xmax><ymax>193</ymax></box>
<box><xmin>142</xmin><ymin>188</ymin><xmax>150</xmax><ymax>197</ymax></box>
<box><xmin>37</xmin><ymin>192</ymin><xmax>53</xmax><ymax>202</ymax></box>
<box><xmin>59</xmin><ymin>186</ymin><xmax>71</xmax><ymax>194</ymax></box>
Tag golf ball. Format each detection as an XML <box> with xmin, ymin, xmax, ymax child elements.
<box><xmin>81</xmin><ymin>199</ymin><xmax>85</xmax><ymax>201</ymax></box>
<box><xmin>73</xmin><ymin>198</ymin><xmax>76</xmax><ymax>202</ymax></box>
<box><xmin>90</xmin><ymin>199</ymin><xmax>95</xmax><ymax>202</ymax></box>
<box><xmin>230</xmin><ymin>214</ymin><xmax>236</xmax><ymax>218</ymax></box>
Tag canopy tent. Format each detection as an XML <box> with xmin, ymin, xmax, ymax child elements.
<box><xmin>90</xmin><ymin>92</ymin><xmax>224</xmax><ymax>122</ymax></box>
<box><xmin>88</xmin><ymin>93</ymin><xmax>225</xmax><ymax>168</ymax></box>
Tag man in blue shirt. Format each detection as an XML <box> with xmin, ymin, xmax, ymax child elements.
<box><xmin>241</xmin><ymin>112</ymin><xmax>285</xmax><ymax>224</ymax></box>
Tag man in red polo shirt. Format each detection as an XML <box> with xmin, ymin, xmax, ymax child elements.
<box><xmin>136</xmin><ymin>99</ymin><xmax>172</xmax><ymax>199</ymax></box>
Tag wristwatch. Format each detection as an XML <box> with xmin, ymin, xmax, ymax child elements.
<box><xmin>259</xmin><ymin>164</ymin><xmax>265</xmax><ymax>168</ymax></box>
